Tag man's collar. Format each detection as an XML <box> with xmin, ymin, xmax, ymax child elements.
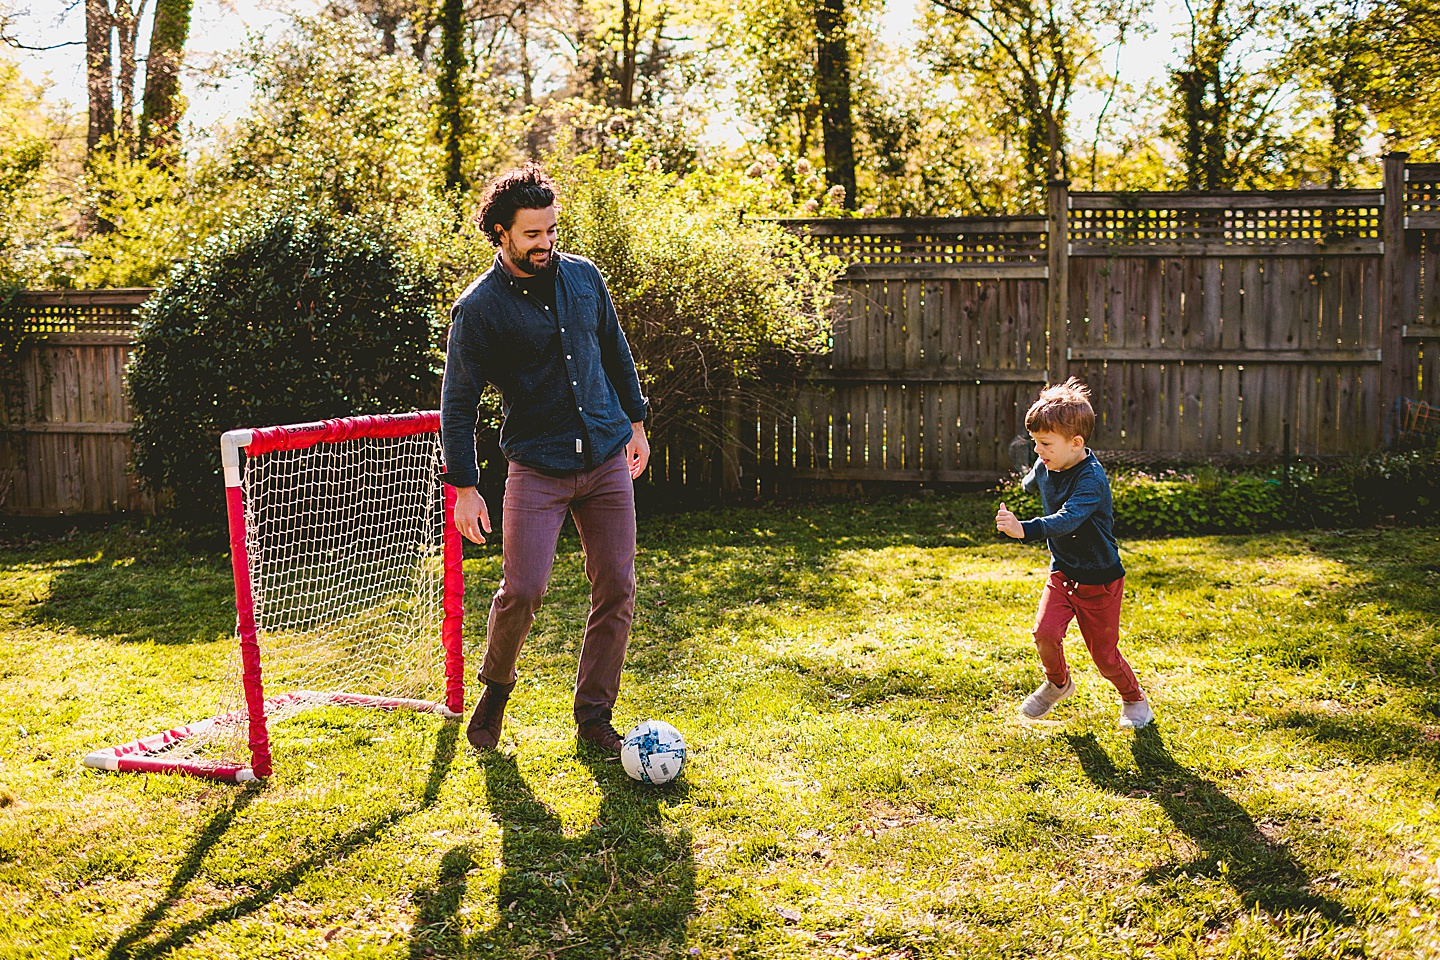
<box><xmin>491</xmin><ymin>250</ymin><xmax>561</xmax><ymax>288</ymax></box>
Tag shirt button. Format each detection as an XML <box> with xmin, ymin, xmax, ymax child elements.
<box><xmin>572</xmin><ymin>380</ymin><xmax>577</xmax><ymax>385</ymax></box>
<box><xmin>560</xmin><ymin>327</ymin><xmax>565</xmax><ymax>332</ymax></box>
<box><xmin>566</xmin><ymin>355</ymin><xmax>572</xmax><ymax>359</ymax></box>
<box><xmin>578</xmin><ymin>406</ymin><xmax>583</xmax><ymax>411</ymax></box>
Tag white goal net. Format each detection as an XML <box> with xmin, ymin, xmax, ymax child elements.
<box><xmin>85</xmin><ymin>412</ymin><xmax>464</xmax><ymax>782</ymax></box>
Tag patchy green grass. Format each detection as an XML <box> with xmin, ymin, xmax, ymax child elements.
<box><xmin>2</xmin><ymin>498</ymin><xmax>1439</xmax><ymax>959</ymax></box>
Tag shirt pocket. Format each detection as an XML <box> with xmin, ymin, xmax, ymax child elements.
<box><xmin>571</xmin><ymin>291</ymin><xmax>599</xmax><ymax>332</ymax></box>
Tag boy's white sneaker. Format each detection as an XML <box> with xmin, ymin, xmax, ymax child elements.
<box><xmin>1019</xmin><ymin>676</ymin><xmax>1075</xmax><ymax>720</ymax></box>
<box><xmin>1118</xmin><ymin>697</ymin><xmax>1155</xmax><ymax>729</ymax></box>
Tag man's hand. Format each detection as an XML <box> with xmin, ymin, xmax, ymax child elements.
<box><xmin>995</xmin><ymin>501</ymin><xmax>1024</xmax><ymax>539</ymax></box>
<box><xmin>627</xmin><ymin>422</ymin><xmax>650</xmax><ymax>479</ymax></box>
<box><xmin>455</xmin><ymin>486</ymin><xmax>492</xmax><ymax>545</ymax></box>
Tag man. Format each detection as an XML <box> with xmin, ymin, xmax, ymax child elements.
<box><xmin>441</xmin><ymin>163</ymin><xmax>650</xmax><ymax>756</ymax></box>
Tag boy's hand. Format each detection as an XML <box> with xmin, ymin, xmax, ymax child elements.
<box><xmin>995</xmin><ymin>502</ymin><xmax>1024</xmax><ymax>539</ymax></box>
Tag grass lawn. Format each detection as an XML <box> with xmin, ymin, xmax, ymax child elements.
<box><xmin>2</xmin><ymin>495</ymin><xmax>1439</xmax><ymax>959</ymax></box>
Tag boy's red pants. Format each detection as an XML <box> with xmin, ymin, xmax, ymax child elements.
<box><xmin>1033</xmin><ymin>570</ymin><xmax>1142</xmax><ymax>702</ymax></box>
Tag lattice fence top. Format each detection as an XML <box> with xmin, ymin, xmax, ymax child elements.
<box><xmin>1407</xmin><ymin>163</ymin><xmax>1440</xmax><ymax>226</ymax></box>
<box><xmin>9</xmin><ymin>289</ymin><xmax>152</xmax><ymax>335</ymax></box>
<box><xmin>779</xmin><ymin>217</ymin><xmax>1048</xmax><ymax>264</ymax></box>
<box><xmin>1068</xmin><ymin>191</ymin><xmax>1383</xmax><ymax>253</ymax></box>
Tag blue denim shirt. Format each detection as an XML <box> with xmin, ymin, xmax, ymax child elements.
<box><xmin>1020</xmin><ymin>450</ymin><xmax>1125</xmax><ymax>584</ymax></box>
<box><xmin>441</xmin><ymin>251</ymin><xmax>649</xmax><ymax>487</ymax></box>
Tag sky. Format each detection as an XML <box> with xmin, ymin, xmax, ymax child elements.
<box><xmin>10</xmin><ymin>0</ymin><xmax>1189</xmax><ymax>147</ymax></box>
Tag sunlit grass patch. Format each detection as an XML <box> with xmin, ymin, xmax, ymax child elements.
<box><xmin>1</xmin><ymin>506</ymin><xmax>1438</xmax><ymax>957</ymax></box>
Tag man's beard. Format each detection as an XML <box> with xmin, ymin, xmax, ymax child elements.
<box><xmin>506</xmin><ymin>241</ymin><xmax>554</xmax><ymax>275</ymax></box>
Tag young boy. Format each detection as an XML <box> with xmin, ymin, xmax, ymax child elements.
<box><xmin>995</xmin><ymin>378</ymin><xmax>1154</xmax><ymax>729</ymax></box>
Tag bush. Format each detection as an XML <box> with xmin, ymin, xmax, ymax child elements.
<box><xmin>996</xmin><ymin>447</ymin><xmax>1440</xmax><ymax>539</ymax></box>
<box><xmin>546</xmin><ymin>152</ymin><xmax>842</xmax><ymax>455</ymax></box>
<box><xmin>128</xmin><ymin>207</ymin><xmax>443</xmax><ymax>520</ymax></box>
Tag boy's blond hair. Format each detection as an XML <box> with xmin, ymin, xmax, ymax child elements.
<box><xmin>1025</xmin><ymin>377</ymin><xmax>1095</xmax><ymax>441</ymax></box>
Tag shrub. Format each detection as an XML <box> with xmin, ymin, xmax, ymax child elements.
<box><xmin>996</xmin><ymin>445</ymin><xmax>1440</xmax><ymax>539</ymax></box>
<box><xmin>128</xmin><ymin>207</ymin><xmax>443</xmax><ymax>520</ymax></box>
<box><xmin>545</xmin><ymin>152</ymin><xmax>842</xmax><ymax>459</ymax></box>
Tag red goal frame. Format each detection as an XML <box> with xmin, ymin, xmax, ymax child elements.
<box><xmin>83</xmin><ymin>411</ymin><xmax>465</xmax><ymax>783</ymax></box>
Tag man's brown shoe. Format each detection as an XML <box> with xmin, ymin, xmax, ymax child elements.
<box><xmin>577</xmin><ymin>717</ymin><xmax>624</xmax><ymax>756</ymax></box>
<box><xmin>466</xmin><ymin>678</ymin><xmax>515</xmax><ymax>751</ymax></box>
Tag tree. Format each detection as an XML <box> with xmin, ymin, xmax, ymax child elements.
<box><xmin>437</xmin><ymin>0</ymin><xmax>467</xmax><ymax>189</ymax></box>
<box><xmin>0</xmin><ymin>56</ymin><xmax>57</xmax><ymax>286</ymax></box>
<box><xmin>923</xmin><ymin>0</ymin><xmax>1143</xmax><ymax>206</ymax></box>
<box><xmin>1164</xmin><ymin>0</ymin><xmax>1302</xmax><ymax>189</ymax></box>
<box><xmin>111</xmin><ymin>0</ymin><xmax>147</xmax><ymax>149</ymax></box>
<box><xmin>1339</xmin><ymin>0</ymin><xmax>1440</xmax><ymax>157</ymax></box>
<box><xmin>722</xmin><ymin>0</ymin><xmax>821</xmax><ymax>155</ymax></box>
<box><xmin>85</xmin><ymin>0</ymin><xmax>114</xmax><ymax>157</ymax></box>
<box><xmin>139</xmin><ymin>0</ymin><xmax>194</xmax><ymax>158</ymax></box>
<box><xmin>223</xmin><ymin>15</ymin><xmax>447</xmax><ymax>217</ymax></box>
<box><xmin>816</xmin><ymin>0</ymin><xmax>856</xmax><ymax>208</ymax></box>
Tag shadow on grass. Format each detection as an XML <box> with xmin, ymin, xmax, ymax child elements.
<box><xmin>1123</xmin><ymin>529</ymin><xmax>1440</xmax><ymax>696</ymax></box>
<box><xmin>408</xmin><ymin>751</ymin><xmax>694</xmax><ymax>959</ymax></box>
<box><xmin>515</xmin><ymin>499</ymin><xmax>1002</xmax><ymax>690</ymax></box>
<box><xmin>7</xmin><ymin>527</ymin><xmax>235</xmax><ymax>646</ymax></box>
<box><xmin>1069</xmin><ymin>726</ymin><xmax>1350</xmax><ymax>925</ymax></box>
<box><xmin>1267</xmin><ymin>707</ymin><xmax>1440</xmax><ymax>764</ymax></box>
<box><xmin>107</xmin><ymin>720</ymin><xmax>461</xmax><ymax>960</ymax></box>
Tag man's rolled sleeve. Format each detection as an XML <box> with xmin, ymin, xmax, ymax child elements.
<box><xmin>439</xmin><ymin>304</ymin><xmax>491</xmax><ymax>488</ymax></box>
<box><xmin>594</xmin><ymin>267</ymin><xmax>649</xmax><ymax>424</ymax></box>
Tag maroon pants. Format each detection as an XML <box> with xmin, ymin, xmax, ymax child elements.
<box><xmin>1033</xmin><ymin>571</ymin><xmax>1143</xmax><ymax>702</ymax></box>
<box><xmin>481</xmin><ymin>451</ymin><xmax>636</xmax><ymax>724</ymax></box>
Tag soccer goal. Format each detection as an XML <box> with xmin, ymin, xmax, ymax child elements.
<box><xmin>84</xmin><ymin>411</ymin><xmax>465</xmax><ymax>783</ymax></box>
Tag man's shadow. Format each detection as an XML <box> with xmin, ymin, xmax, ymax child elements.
<box><xmin>409</xmin><ymin>752</ymin><xmax>695</xmax><ymax>958</ymax></box>
<box><xmin>1068</xmin><ymin>726</ymin><xmax>1349</xmax><ymax>924</ymax></box>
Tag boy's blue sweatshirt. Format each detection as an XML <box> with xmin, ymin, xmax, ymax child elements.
<box><xmin>1020</xmin><ymin>450</ymin><xmax>1125</xmax><ymax>584</ymax></box>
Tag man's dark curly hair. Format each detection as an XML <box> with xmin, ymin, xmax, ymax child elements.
<box><xmin>474</xmin><ymin>163</ymin><xmax>558</xmax><ymax>247</ymax></box>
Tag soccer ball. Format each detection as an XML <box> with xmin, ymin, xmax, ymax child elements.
<box><xmin>620</xmin><ymin>720</ymin><xmax>687</xmax><ymax>785</ymax></box>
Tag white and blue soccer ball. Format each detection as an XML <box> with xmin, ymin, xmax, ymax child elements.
<box><xmin>620</xmin><ymin>720</ymin><xmax>687</xmax><ymax>785</ymax></box>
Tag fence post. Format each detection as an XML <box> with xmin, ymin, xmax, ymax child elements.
<box><xmin>1046</xmin><ymin>179</ymin><xmax>1070</xmax><ymax>385</ymax></box>
<box><xmin>1381</xmin><ymin>151</ymin><xmax>1408</xmax><ymax>436</ymax></box>
<box><xmin>720</xmin><ymin>387</ymin><xmax>741</xmax><ymax>496</ymax></box>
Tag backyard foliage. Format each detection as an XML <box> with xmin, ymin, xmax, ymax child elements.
<box><xmin>127</xmin><ymin>209</ymin><xmax>442</xmax><ymax>518</ymax></box>
<box><xmin>1002</xmin><ymin>445</ymin><xmax>1440</xmax><ymax>537</ymax></box>
<box><xmin>548</xmin><ymin>155</ymin><xmax>843</xmax><ymax>450</ymax></box>
<box><xmin>7</xmin><ymin>0</ymin><xmax>1440</xmax><ymax>289</ymax></box>
<box><xmin>2</xmin><ymin>497</ymin><xmax>1439</xmax><ymax>957</ymax></box>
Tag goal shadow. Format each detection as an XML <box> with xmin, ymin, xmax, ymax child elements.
<box><xmin>104</xmin><ymin>720</ymin><xmax>461</xmax><ymax>960</ymax></box>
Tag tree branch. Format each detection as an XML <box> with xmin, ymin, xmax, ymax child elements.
<box><xmin>3</xmin><ymin>37</ymin><xmax>86</xmax><ymax>48</ymax></box>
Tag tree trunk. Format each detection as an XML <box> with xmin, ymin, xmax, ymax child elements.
<box><xmin>437</xmin><ymin>0</ymin><xmax>466</xmax><ymax>190</ymax></box>
<box><xmin>85</xmin><ymin>0</ymin><xmax>115</xmax><ymax>157</ymax></box>
<box><xmin>141</xmin><ymin>0</ymin><xmax>191</xmax><ymax>158</ymax></box>
<box><xmin>620</xmin><ymin>0</ymin><xmax>641</xmax><ymax>109</ymax></box>
<box><xmin>113</xmin><ymin>0</ymin><xmax>142</xmax><ymax>152</ymax></box>
<box><xmin>518</xmin><ymin>3</ymin><xmax>533</xmax><ymax>106</ymax></box>
<box><xmin>815</xmin><ymin>0</ymin><xmax>856</xmax><ymax>209</ymax></box>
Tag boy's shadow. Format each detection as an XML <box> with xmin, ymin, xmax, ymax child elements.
<box><xmin>1068</xmin><ymin>726</ymin><xmax>1349</xmax><ymax>924</ymax></box>
<box><xmin>409</xmin><ymin>751</ymin><xmax>695</xmax><ymax>958</ymax></box>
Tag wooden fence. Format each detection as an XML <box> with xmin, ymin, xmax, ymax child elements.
<box><xmin>2</xmin><ymin>289</ymin><xmax>155</xmax><ymax>516</ymax></box>
<box><xmin>741</xmin><ymin>153</ymin><xmax>1440</xmax><ymax>499</ymax></box>
<box><xmin>5</xmin><ymin>154</ymin><xmax>1440</xmax><ymax>514</ymax></box>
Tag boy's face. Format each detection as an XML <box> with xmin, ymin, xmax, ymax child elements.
<box><xmin>1030</xmin><ymin>430</ymin><xmax>1087</xmax><ymax>471</ymax></box>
